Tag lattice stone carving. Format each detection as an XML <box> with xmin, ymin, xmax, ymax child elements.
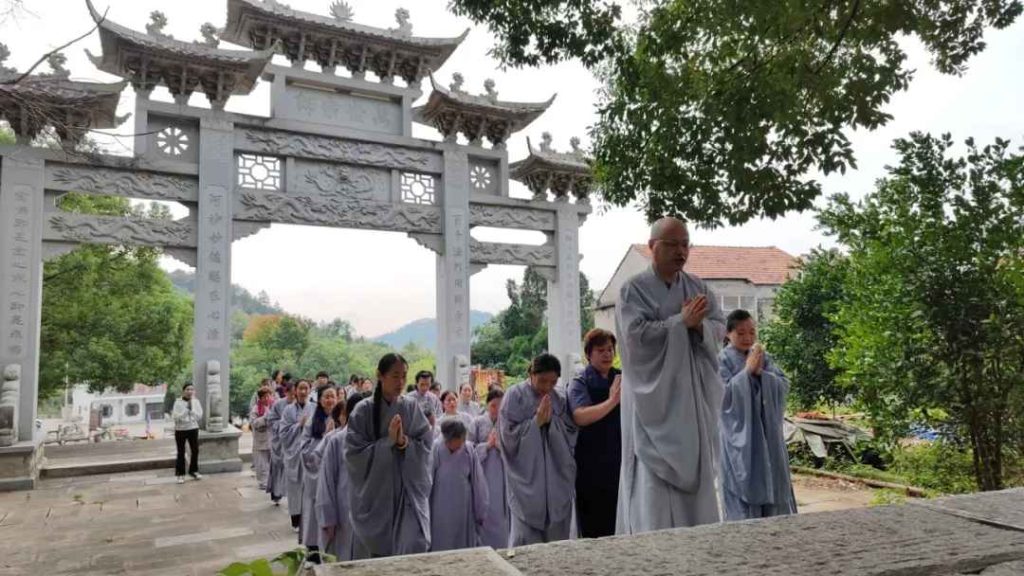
<box><xmin>237</xmin><ymin>154</ymin><xmax>282</xmax><ymax>191</ymax></box>
<box><xmin>401</xmin><ymin>172</ymin><xmax>436</xmax><ymax>205</ymax></box>
<box><xmin>156</xmin><ymin>126</ymin><xmax>190</xmax><ymax>156</ymax></box>
<box><xmin>469</xmin><ymin>165</ymin><xmax>492</xmax><ymax>191</ymax></box>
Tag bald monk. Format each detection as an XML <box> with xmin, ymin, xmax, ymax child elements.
<box><xmin>616</xmin><ymin>217</ymin><xmax>725</xmax><ymax>533</ymax></box>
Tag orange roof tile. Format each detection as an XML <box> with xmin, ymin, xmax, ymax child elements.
<box><xmin>633</xmin><ymin>244</ymin><xmax>797</xmax><ymax>285</ymax></box>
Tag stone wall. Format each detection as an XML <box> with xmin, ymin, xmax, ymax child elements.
<box><xmin>316</xmin><ymin>488</ymin><xmax>1024</xmax><ymax>576</ymax></box>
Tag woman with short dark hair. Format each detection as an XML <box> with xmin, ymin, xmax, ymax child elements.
<box><xmin>567</xmin><ymin>328</ymin><xmax>622</xmax><ymax>538</ymax></box>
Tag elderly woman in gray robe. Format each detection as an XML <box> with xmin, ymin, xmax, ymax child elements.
<box><xmin>281</xmin><ymin>380</ymin><xmax>316</xmax><ymax>538</ymax></box>
<box><xmin>430</xmin><ymin>419</ymin><xmax>489</xmax><ymax>551</ymax></box>
<box><xmin>500</xmin><ymin>353</ymin><xmax>577</xmax><ymax>546</ymax></box>
<box><xmin>346</xmin><ymin>353</ymin><xmax>433</xmax><ymax>558</ymax></box>
<box><xmin>616</xmin><ymin>217</ymin><xmax>725</xmax><ymax>534</ymax></box>
<box><xmin>719</xmin><ymin>309</ymin><xmax>797</xmax><ymax>520</ymax></box>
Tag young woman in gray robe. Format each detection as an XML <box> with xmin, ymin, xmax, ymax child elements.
<box><xmin>345</xmin><ymin>354</ymin><xmax>434</xmax><ymax>558</ymax></box>
<box><xmin>457</xmin><ymin>383</ymin><xmax>483</xmax><ymax>417</ymax></box>
<box><xmin>615</xmin><ymin>218</ymin><xmax>725</xmax><ymax>534</ymax></box>
<box><xmin>281</xmin><ymin>380</ymin><xmax>315</xmax><ymax>537</ymax></box>
<box><xmin>300</xmin><ymin>386</ymin><xmax>339</xmax><ymax>562</ymax></box>
<box><xmin>429</xmin><ymin>419</ymin><xmax>489</xmax><ymax>552</ymax></box>
<box><xmin>317</xmin><ymin>393</ymin><xmax>368</xmax><ymax>561</ymax></box>
<box><xmin>265</xmin><ymin>384</ymin><xmax>292</xmax><ymax>505</ymax></box>
<box><xmin>719</xmin><ymin>309</ymin><xmax>797</xmax><ymax>520</ymax></box>
<box><xmin>471</xmin><ymin>389</ymin><xmax>510</xmax><ymax>549</ymax></box>
<box><xmin>499</xmin><ymin>353</ymin><xmax>578</xmax><ymax>546</ymax></box>
<box><xmin>250</xmin><ymin>387</ymin><xmax>274</xmax><ymax>490</ymax></box>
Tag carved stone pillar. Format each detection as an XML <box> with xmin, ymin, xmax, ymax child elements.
<box><xmin>0</xmin><ymin>152</ymin><xmax>45</xmax><ymax>490</ymax></box>
<box><xmin>193</xmin><ymin>117</ymin><xmax>234</xmax><ymax>428</ymax></box>
<box><xmin>436</xmin><ymin>146</ymin><xmax>472</xmax><ymax>391</ymax></box>
<box><xmin>0</xmin><ymin>153</ymin><xmax>44</xmax><ymax>446</ymax></box>
<box><xmin>547</xmin><ymin>204</ymin><xmax>583</xmax><ymax>382</ymax></box>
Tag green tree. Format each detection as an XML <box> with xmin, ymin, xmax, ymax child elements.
<box><xmin>819</xmin><ymin>132</ymin><xmax>1024</xmax><ymax>491</ymax></box>
<box><xmin>473</xmin><ymin>267</ymin><xmax>595</xmax><ymax>378</ymax></box>
<box><xmin>40</xmin><ymin>194</ymin><xmax>193</xmax><ymax>397</ymax></box>
<box><xmin>450</xmin><ymin>0</ymin><xmax>1021</xmax><ymax>226</ymax></box>
<box><xmin>761</xmin><ymin>248</ymin><xmax>849</xmax><ymax>411</ymax></box>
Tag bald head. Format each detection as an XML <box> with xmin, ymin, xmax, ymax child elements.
<box><xmin>650</xmin><ymin>217</ymin><xmax>688</xmax><ymax>241</ymax></box>
<box><xmin>648</xmin><ymin>217</ymin><xmax>690</xmax><ymax>281</ymax></box>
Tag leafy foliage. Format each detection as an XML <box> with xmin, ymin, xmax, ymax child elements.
<box><xmin>761</xmin><ymin>248</ymin><xmax>849</xmax><ymax>411</ymax></box>
<box><xmin>819</xmin><ymin>132</ymin><xmax>1024</xmax><ymax>490</ymax></box>
<box><xmin>40</xmin><ymin>194</ymin><xmax>192</xmax><ymax>397</ymax></box>
<box><xmin>472</xmin><ymin>266</ymin><xmax>595</xmax><ymax>379</ymax></box>
<box><xmin>450</xmin><ymin>0</ymin><xmax>1022</xmax><ymax>226</ymax></box>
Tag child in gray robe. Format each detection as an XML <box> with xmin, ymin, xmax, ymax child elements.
<box><xmin>719</xmin><ymin>309</ymin><xmax>797</xmax><ymax>520</ymax></box>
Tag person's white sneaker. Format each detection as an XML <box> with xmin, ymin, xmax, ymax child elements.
<box><xmin>190</xmin><ymin>473</ymin><xmax>203</xmax><ymax>481</ymax></box>
<box><xmin>176</xmin><ymin>476</ymin><xmax>185</xmax><ymax>484</ymax></box>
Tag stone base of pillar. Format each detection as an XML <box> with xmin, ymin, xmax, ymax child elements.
<box><xmin>198</xmin><ymin>425</ymin><xmax>243</xmax><ymax>474</ymax></box>
<box><xmin>0</xmin><ymin>435</ymin><xmax>44</xmax><ymax>491</ymax></box>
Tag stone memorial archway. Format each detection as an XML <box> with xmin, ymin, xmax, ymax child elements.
<box><xmin>0</xmin><ymin>0</ymin><xmax>593</xmax><ymax>490</ymax></box>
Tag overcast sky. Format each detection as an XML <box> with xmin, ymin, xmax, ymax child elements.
<box><xmin>3</xmin><ymin>0</ymin><xmax>1022</xmax><ymax>336</ymax></box>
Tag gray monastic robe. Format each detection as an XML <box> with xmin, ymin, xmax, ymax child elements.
<box><xmin>616</xmin><ymin>267</ymin><xmax>725</xmax><ymax>534</ymax></box>
<box><xmin>265</xmin><ymin>397</ymin><xmax>290</xmax><ymax>499</ymax></box>
<box><xmin>458</xmin><ymin>400</ymin><xmax>483</xmax><ymax>418</ymax></box>
<box><xmin>345</xmin><ymin>395</ymin><xmax>433</xmax><ymax>558</ymax></box>
<box><xmin>430</xmin><ymin>441</ymin><xmax>489</xmax><ymax>551</ymax></box>
<box><xmin>250</xmin><ymin>402</ymin><xmax>272</xmax><ymax>490</ymax></box>
<box><xmin>316</xmin><ymin>427</ymin><xmax>355</xmax><ymax>561</ymax></box>
<box><xmin>719</xmin><ymin>345</ymin><xmax>797</xmax><ymax>520</ymax></box>
<box><xmin>471</xmin><ymin>414</ymin><xmax>510</xmax><ymax>550</ymax></box>
<box><xmin>405</xmin><ymin>390</ymin><xmax>442</xmax><ymax>420</ymax></box>
<box><xmin>282</xmin><ymin>401</ymin><xmax>315</xmax><ymax>519</ymax></box>
<box><xmin>499</xmin><ymin>381</ymin><xmax>577</xmax><ymax>546</ymax></box>
<box><xmin>300</xmin><ymin>417</ymin><xmax>330</xmax><ymax>549</ymax></box>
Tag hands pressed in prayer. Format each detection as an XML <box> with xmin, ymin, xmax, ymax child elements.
<box><xmin>299</xmin><ymin>413</ymin><xmax>309</xmax><ymax>427</ymax></box>
<box><xmin>487</xmin><ymin>428</ymin><xmax>499</xmax><ymax>449</ymax></box>
<box><xmin>536</xmin><ymin>394</ymin><xmax>553</xmax><ymax>426</ymax></box>
<box><xmin>609</xmin><ymin>374</ymin><xmax>622</xmax><ymax>406</ymax></box>
<box><xmin>745</xmin><ymin>344</ymin><xmax>764</xmax><ymax>376</ymax></box>
<box><xmin>682</xmin><ymin>294</ymin><xmax>708</xmax><ymax>329</ymax></box>
<box><xmin>326</xmin><ymin>418</ymin><xmax>335</xmax><ymax>433</ymax></box>
<box><xmin>388</xmin><ymin>414</ymin><xmax>407</xmax><ymax>447</ymax></box>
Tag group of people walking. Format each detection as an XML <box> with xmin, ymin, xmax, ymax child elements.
<box><xmin>235</xmin><ymin>215</ymin><xmax>796</xmax><ymax>563</ymax></box>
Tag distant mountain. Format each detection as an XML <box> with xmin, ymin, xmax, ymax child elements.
<box><xmin>166</xmin><ymin>270</ymin><xmax>285</xmax><ymax>316</ymax></box>
<box><xmin>373</xmin><ymin>311</ymin><xmax>494</xmax><ymax>352</ymax></box>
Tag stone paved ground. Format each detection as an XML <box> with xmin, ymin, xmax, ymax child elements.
<box><xmin>0</xmin><ymin>469</ymin><xmax>296</xmax><ymax>576</ymax></box>
<box><xmin>0</xmin><ymin>464</ymin><xmax>874</xmax><ymax>576</ymax></box>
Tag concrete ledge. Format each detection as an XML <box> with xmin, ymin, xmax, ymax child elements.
<box><xmin>315</xmin><ymin>489</ymin><xmax>1024</xmax><ymax>576</ymax></box>
<box><xmin>0</xmin><ymin>435</ymin><xmax>43</xmax><ymax>491</ymax></box>
<box><xmin>198</xmin><ymin>426</ymin><xmax>243</xmax><ymax>475</ymax></box>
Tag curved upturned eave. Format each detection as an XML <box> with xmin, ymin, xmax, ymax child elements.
<box><xmin>85</xmin><ymin>0</ymin><xmax>275</xmax><ymax>92</ymax></box>
<box><xmin>221</xmin><ymin>0</ymin><xmax>467</xmax><ymax>65</ymax></box>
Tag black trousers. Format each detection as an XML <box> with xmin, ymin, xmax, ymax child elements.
<box><xmin>174</xmin><ymin>428</ymin><xmax>199</xmax><ymax>476</ymax></box>
<box><xmin>575</xmin><ymin>475</ymin><xmax>619</xmax><ymax>538</ymax></box>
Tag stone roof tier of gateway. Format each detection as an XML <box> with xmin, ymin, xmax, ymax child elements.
<box><xmin>633</xmin><ymin>243</ymin><xmax>797</xmax><ymax>286</ymax></box>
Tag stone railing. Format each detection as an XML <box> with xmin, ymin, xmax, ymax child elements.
<box><xmin>315</xmin><ymin>488</ymin><xmax>1024</xmax><ymax>576</ymax></box>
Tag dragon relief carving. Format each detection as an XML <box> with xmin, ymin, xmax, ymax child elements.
<box><xmin>469</xmin><ymin>204</ymin><xmax>556</xmax><ymax>230</ymax></box>
<box><xmin>47</xmin><ymin>214</ymin><xmax>196</xmax><ymax>247</ymax></box>
<box><xmin>469</xmin><ymin>240</ymin><xmax>555</xmax><ymax>266</ymax></box>
<box><xmin>237</xmin><ymin>191</ymin><xmax>442</xmax><ymax>233</ymax></box>
<box><xmin>302</xmin><ymin>164</ymin><xmax>378</xmax><ymax>198</ymax></box>
<box><xmin>241</xmin><ymin>129</ymin><xmax>438</xmax><ymax>173</ymax></box>
<box><xmin>49</xmin><ymin>166</ymin><xmax>198</xmax><ymax>201</ymax></box>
